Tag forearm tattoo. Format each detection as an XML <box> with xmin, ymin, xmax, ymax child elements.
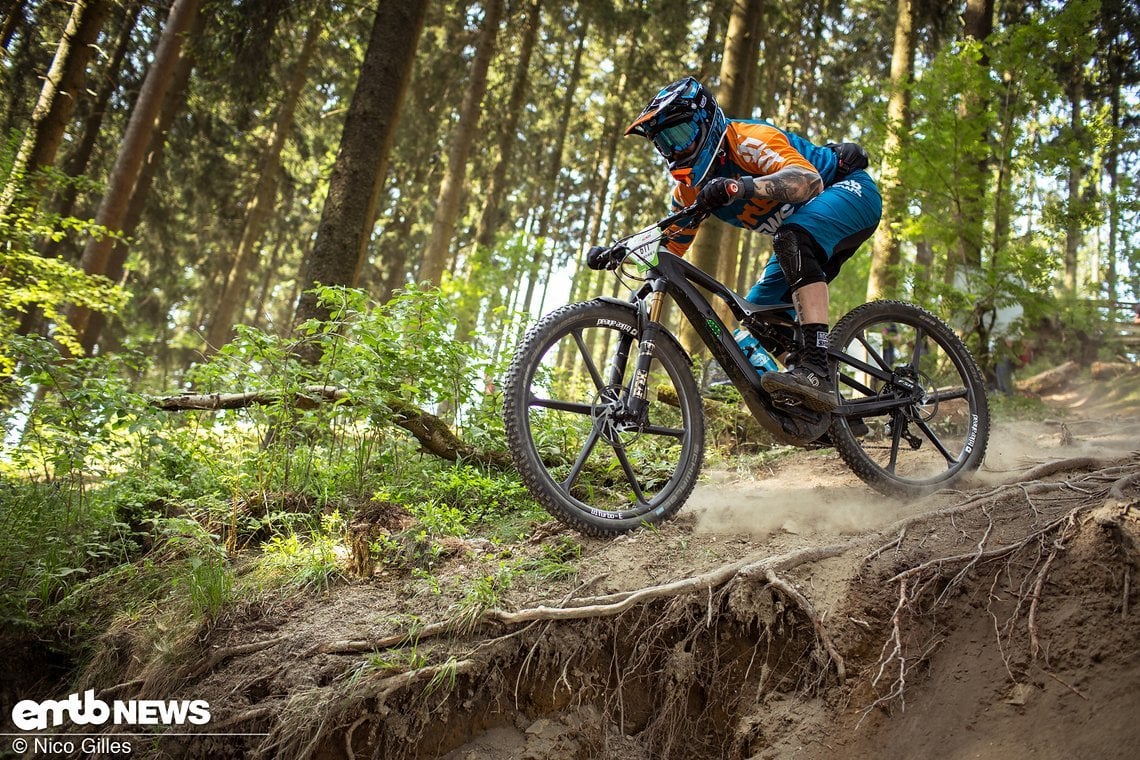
<box><xmin>754</xmin><ymin>167</ymin><xmax>823</xmax><ymax>204</ymax></box>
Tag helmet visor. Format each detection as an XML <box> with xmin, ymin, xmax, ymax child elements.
<box><xmin>651</xmin><ymin>120</ymin><xmax>700</xmax><ymax>159</ymax></box>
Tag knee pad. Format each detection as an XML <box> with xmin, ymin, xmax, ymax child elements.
<box><xmin>773</xmin><ymin>227</ymin><xmax>826</xmax><ymax>292</ymax></box>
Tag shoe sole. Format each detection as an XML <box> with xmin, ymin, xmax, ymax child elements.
<box><xmin>760</xmin><ymin>373</ymin><xmax>838</xmax><ymax>412</ymax></box>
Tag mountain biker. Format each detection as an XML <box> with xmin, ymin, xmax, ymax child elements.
<box><xmin>603</xmin><ymin>76</ymin><xmax>882</xmax><ymax>412</ymax></box>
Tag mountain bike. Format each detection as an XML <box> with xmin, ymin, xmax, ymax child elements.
<box><xmin>503</xmin><ymin>206</ymin><xmax>990</xmax><ymax>536</ymax></box>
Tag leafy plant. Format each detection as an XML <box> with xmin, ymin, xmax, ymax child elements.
<box><xmin>256</xmin><ymin>511</ymin><xmax>346</xmax><ymax>592</ymax></box>
<box><xmin>523</xmin><ymin>536</ymin><xmax>581</xmax><ymax>581</ymax></box>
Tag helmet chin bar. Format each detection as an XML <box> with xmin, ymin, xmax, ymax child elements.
<box><xmin>672</xmin><ymin>133</ymin><xmax>727</xmax><ymax>188</ymax></box>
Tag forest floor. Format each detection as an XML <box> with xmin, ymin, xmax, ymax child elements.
<box><xmin>22</xmin><ymin>374</ymin><xmax>1140</xmax><ymax>760</ymax></box>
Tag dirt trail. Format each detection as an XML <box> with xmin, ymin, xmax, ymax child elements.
<box><xmin>55</xmin><ymin>379</ymin><xmax>1140</xmax><ymax>760</ymax></box>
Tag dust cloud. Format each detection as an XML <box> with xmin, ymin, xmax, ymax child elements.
<box><xmin>687</xmin><ymin>460</ymin><xmax>922</xmax><ymax>539</ymax></box>
<box><xmin>687</xmin><ymin>411</ymin><xmax>1140</xmax><ymax>541</ymax></box>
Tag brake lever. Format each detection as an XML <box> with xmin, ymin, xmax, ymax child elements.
<box><xmin>657</xmin><ymin>204</ymin><xmax>708</xmax><ymax>231</ymax></box>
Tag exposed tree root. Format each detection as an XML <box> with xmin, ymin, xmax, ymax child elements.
<box><xmin>309</xmin><ymin>543</ymin><xmax>851</xmax><ymax>686</ymax></box>
<box><xmin>857</xmin><ymin>457</ymin><xmax>1140</xmax><ymax>722</ymax></box>
<box><xmin>185</xmin><ymin>635</ymin><xmax>289</xmax><ymax>680</ymax></box>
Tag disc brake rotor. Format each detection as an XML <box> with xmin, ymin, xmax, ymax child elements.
<box><xmin>591</xmin><ymin>385</ymin><xmax>641</xmax><ymax>446</ymax></box>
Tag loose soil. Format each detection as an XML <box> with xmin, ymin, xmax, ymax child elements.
<box><xmin>15</xmin><ymin>377</ymin><xmax>1140</xmax><ymax>759</ymax></box>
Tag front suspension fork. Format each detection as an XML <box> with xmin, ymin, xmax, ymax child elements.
<box><xmin>622</xmin><ymin>288</ymin><xmax>667</xmax><ymax>421</ymax></box>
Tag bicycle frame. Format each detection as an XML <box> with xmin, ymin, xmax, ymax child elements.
<box><xmin>609</xmin><ymin>207</ymin><xmax>952</xmax><ymax>448</ymax></box>
<box><xmin>618</xmin><ymin>247</ymin><xmax>829</xmax><ymax>445</ymax></box>
<box><xmin>599</xmin><ymin>205</ymin><xmax>835</xmax><ymax>446</ymax></box>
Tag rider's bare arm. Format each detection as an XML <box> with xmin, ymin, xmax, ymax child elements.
<box><xmin>751</xmin><ymin>166</ymin><xmax>823</xmax><ymax>204</ymax></box>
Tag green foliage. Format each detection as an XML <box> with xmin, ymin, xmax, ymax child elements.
<box><xmin>4</xmin><ymin>335</ymin><xmax>152</xmax><ymax>482</ymax></box>
<box><xmin>452</xmin><ymin>561</ymin><xmax>515</xmax><ymax>634</ymax></box>
<box><xmin>987</xmin><ymin>391</ymin><xmax>1053</xmax><ymax>422</ymax></box>
<box><xmin>256</xmin><ymin>511</ymin><xmax>346</xmax><ymax>593</ymax></box>
<box><xmin>294</xmin><ymin>284</ymin><xmax>484</xmax><ymax>413</ymax></box>
<box><xmin>154</xmin><ymin>517</ymin><xmax>236</xmax><ymax>619</ymax></box>
<box><xmin>877</xmin><ymin>0</ymin><xmax>1127</xmax><ymax>370</ymax></box>
<box><xmin>0</xmin><ymin>480</ymin><xmax>135</xmax><ymax>628</ymax></box>
<box><xmin>521</xmin><ymin>536</ymin><xmax>581</xmax><ymax>581</ymax></box>
<box><xmin>0</xmin><ymin>286</ymin><xmax>540</xmax><ymax>664</ymax></box>
<box><xmin>420</xmin><ymin>464</ymin><xmax>532</xmax><ymax>523</ymax></box>
<box><xmin>0</xmin><ymin>142</ymin><xmax>128</xmax><ymax>368</ymax></box>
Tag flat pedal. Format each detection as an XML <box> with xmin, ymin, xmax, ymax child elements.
<box><xmin>771</xmin><ymin>391</ymin><xmax>803</xmax><ymax>408</ymax></box>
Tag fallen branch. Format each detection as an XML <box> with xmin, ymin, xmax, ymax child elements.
<box><xmin>151</xmin><ymin>385</ymin><xmax>348</xmax><ymax>411</ymax></box>
<box><xmin>151</xmin><ymin>385</ymin><xmax>511</xmax><ymax>468</ymax></box>
<box><xmin>1016</xmin><ymin>360</ymin><xmax>1078</xmax><ymax>395</ymax></box>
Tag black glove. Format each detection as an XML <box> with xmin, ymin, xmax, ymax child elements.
<box><xmin>826</xmin><ymin>142</ymin><xmax>869</xmax><ymax>178</ymax></box>
<box><xmin>696</xmin><ymin>176</ymin><xmax>754</xmax><ymax>210</ymax></box>
<box><xmin>586</xmin><ymin>244</ymin><xmax>624</xmax><ymax>271</ymax></box>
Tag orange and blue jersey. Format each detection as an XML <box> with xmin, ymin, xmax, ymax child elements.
<box><xmin>663</xmin><ymin>119</ymin><xmax>845</xmax><ymax>255</ymax></box>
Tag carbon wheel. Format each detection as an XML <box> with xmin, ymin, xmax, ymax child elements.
<box><xmin>503</xmin><ymin>300</ymin><xmax>705</xmax><ymax>536</ymax></box>
<box><xmin>828</xmin><ymin>300</ymin><xmax>990</xmax><ymax>497</ymax></box>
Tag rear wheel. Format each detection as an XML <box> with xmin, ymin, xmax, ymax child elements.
<box><xmin>828</xmin><ymin>300</ymin><xmax>990</xmax><ymax>497</ymax></box>
<box><xmin>503</xmin><ymin>300</ymin><xmax>704</xmax><ymax>536</ymax></box>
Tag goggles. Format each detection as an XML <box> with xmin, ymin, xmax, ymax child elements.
<box><xmin>650</xmin><ymin>120</ymin><xmax>700</xmax><ymax>159</ymax></box>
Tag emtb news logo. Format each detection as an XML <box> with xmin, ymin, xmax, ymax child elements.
<box><xmin>11</xmin><ymin>690</ymin><xmax>211</xmax><ymax>730</ymax></box>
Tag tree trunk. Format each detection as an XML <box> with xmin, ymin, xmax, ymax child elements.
<box><xmin>1061</xmin><ymin>66</ymin><xmax>1084</xmax><ymax>294</ymax></box>
<box><xmin>452</xmin><ymin>0</ymin><xmax>543</xmax><ymax>352</ymax></box>
<box><xmin>947</xmin><ymin>0</ymin><xmax>994</xmax><ymax>279</ymax></box>
<box><xmin>291</xmin><ymin>0</ymin><xmax>429</xmax><ymax>341</ymax></box>
<box><xmin>714</xmin><ymin>0</ymin><xmax>763</xmax><ymax>300</ymax></box>
<box><xmin>990</xmin><ymin>75</ymin><xmax>1017</xmax><ymax>271</ymax></box>
<box><xmin>866</xmin><ymin>0</ymin><xmax>915</xmax><ymax>300</ymax></box>
<box><xmin>14</xmin><ymin>0</ymin><xmax>141</xmax><ymax>341</ymax></box>
<box><xmin>1102</xmin><ymin>2</ymin><xmax>1123</xmax><ymax>312</ymax></box>
<box><xmin>472</xmin><ymin>0</ymin><xmax>541</xmax><ymax>253</ymax></box>
<box><xmin>78</xmin><ymin>10</ymin><xmax>201</xmax><ymax>354</ymax></box>
<box><xmin>1</xmin><ymin>0</ymin><xmax>27</xmax><ymax>50</ymax></box>
<box><xmin>0</xmin><ymin>0</ymin><xmax>110</xmax><ymax>214</ymax></box>
<box><xmin>204</xmin><ymin>6</ymin><xmax>323</xmax><ymax>354</ymax></box>
<box><xmin>518</xmin><ymin>16</ymin><xmax>585</xmax><ymax>322</ymax></box>
<box><xmin>68</xmin><ymin>0</ymin><xmax>202</xmax><ymax>351</ymax></box>
<box><xmin>416</xmin><ymin>0</ymin><xmax>505</xmax><ymax>286</ymax></box>
<box><xmin>52</xmin><ymin>0</ymin><xmax>142</xmax><ymax>223</ymax></box>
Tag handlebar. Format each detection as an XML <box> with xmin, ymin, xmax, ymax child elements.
<box><xmin>585</xmin><ymin>204</ymin><xmax>709</xmax><ymax>271</ymax></box>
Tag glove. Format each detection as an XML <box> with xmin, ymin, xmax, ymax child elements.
<box><xmin>586</xmin><ymin>244</ymin><xmax>624</xmax><ymax>271</ymax></box>
<box><xmin>696</xmin><ymin>176</ymin><xmax>754</xmax><ymax>210</ymax></box>
<box><xmin>827</xmin><ymin>142</ymin><xmax>869</xmax><ymax>177</ymax></box>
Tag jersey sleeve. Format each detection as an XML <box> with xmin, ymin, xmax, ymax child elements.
<box><xmin>724</xmin><ymin>122</ymin><xmax>817</xmax><ymax>176</ymax></box>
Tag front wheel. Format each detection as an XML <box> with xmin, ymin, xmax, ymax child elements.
<box><xmin>828</xmin><ymin>300</ymin><xmax>990</xmax><ymax>497</ymax></box>
<box><xmin>503</xmin><ymin>300</ymin><xmax>705</xmax><ymax>536</ymax></box>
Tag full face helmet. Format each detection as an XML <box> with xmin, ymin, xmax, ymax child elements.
<box><xmin>625</xmin><ymin>77</ymin><xmax>727</xmax><ymax>188</ymax></box>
